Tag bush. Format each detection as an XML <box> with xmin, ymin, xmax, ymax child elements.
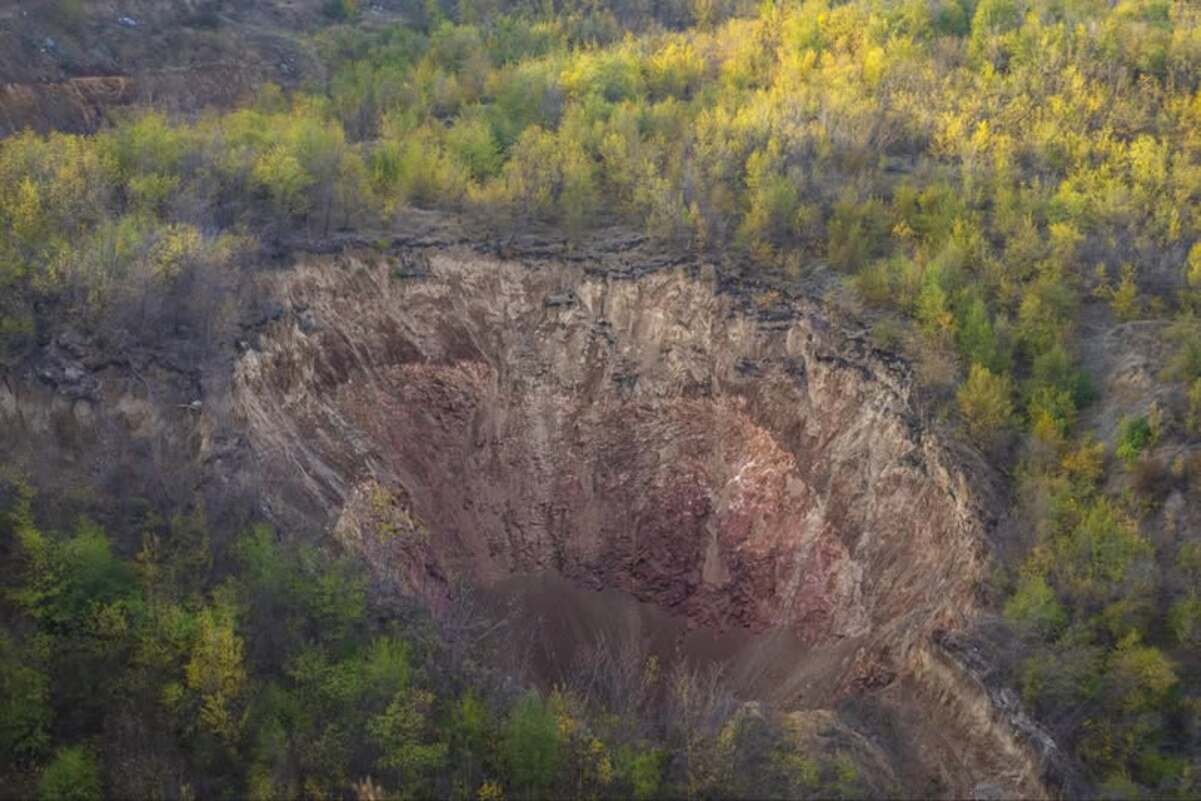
<box><xmin>0</xmin><ymin>631</ymin><xmax>51</xmax><ymax>762</ymax></box>
<box><xmin>1187</xmin><ymin>242</ymin><xmax>1201</xmax><ymax>290</ymax></box>
<box><xmin>1058</xmin><ymin>499</ymin><xmax>1152</xmax><ymax>599</ymax></box>
<box><xmin>1187</xmin><ymin>378</ymin><xmax>1201</xmax><ymax>434</ymax></box>
<box><xmin>38</xmin><ymin>747</ymin><xmax>102</xmax><ymax>801</ymax></box>
<box><xmin>957</xmin><ymin>363</ymin><xmax>1014</xmax><ymax>441</ymax></box>
<box><xmin>1168</xmin><ymin>593</ymin><xmax>1201</xmax><ymax>647</ymax></box>
<box><xmin>1115</xmin><ymin>415</ymin><xmax>1154</xmax><ymax>465</ymax></box>
<box><xmin>503</xmin><ymin>692</ymin><xmax>562</xmax><ymax>797</ymax></box>
<box><xmin>619</xmin><ymin>746</ymin><xmax>665</xmax><ymax>801</ymax></box>
<box><xmin>1005</xmin><ymin>574</ymin><xmax>1068</xmax><ymax>637</ymax></box>
<box><xmin>323</xmin><ymin>0</ymin><xmax>359</xmax><ymax>20</ymax></box>
<box><xmin>1107</xmin><ymin>635</ymin><xmax>1177</xmax><ymax>715</ymax></box>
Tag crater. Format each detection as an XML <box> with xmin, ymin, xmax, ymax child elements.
<box><xmin>234</xmin><ymin>244</ymin><xmax>988</xmax><ymax>706</ymax></box>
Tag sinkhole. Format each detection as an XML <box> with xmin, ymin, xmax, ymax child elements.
<box><xmin>234</xmin><ymin>243</ymin><xmax>987</xmax><ymax>707</ymax></box>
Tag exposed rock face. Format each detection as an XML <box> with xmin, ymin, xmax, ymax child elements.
<box><xmin>0</xmin><ymin>77</ymin><xmax>136</xmax><ymax>136</ymax></box>
<box><xmin>0</xmin><ymin>226</ymin><xmax>1069</xmax><ymax>799</ymax></box>
<box><xmin>226</xmin><ymin>243</ymin><xmax>1073</xmax><ymax>797</ymax></box>
<box><xmin>235</xmin><ymin>249</ymin><xmax>988</xmax><ymax>654</ymax></box>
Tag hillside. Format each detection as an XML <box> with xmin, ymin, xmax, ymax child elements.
<box><xmin>2</xmin><ymin>1</ymin><xmax>1201</xmax><ymax>799</ymax></box>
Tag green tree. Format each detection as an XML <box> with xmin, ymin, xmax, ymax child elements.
<box><xmin>916</xmin><ymin>275</ymin><xmax>956</xmax><ymax>341</ymax></box>
<box><xmin>37</xmin><ymin>746</ymin><xmax>102</xmax><ymax>801</ymax></box>
<box><xmin>970</xmin><ymin>0</ymin><xmax>1024</xmax><ymax>59</ymax></box>
<box><xmin>182</xmin><ymin>600</ymin><xmax>247</xmax><ymax>745</ymax></box>
<box><xmin>1005</xmin><ymin>574</ymin><xmax>1068</xmax><ymax>637</ymax></box>
<box><xmin>1057</xmin><ymin>499</ymin><xmax>1152</xmax><ymax>602</ymax></box>
<box><xmin>1187</xmin><ymin>378</ymin><xmax>1201</xmax><ymax>434</ymax></box>
<box><xmin>957</xmin><ymin>363</ymin><xmax>1014</xmax><ymax>441</ymax></box>
<box><xmin>1115</xmin><ymin>415</ymin><xmax>1154</xmax><ymax>465</ymax></box>
<box><xmin>1168</xmin><ymin>593</ymin><xmax>1201</xmax><ymax>647</ymax></box>
<box><xmin>253</xmin><ymin>145</ymin><xmax>314</xmax><ymax>220</ymax></box>
<box><xmin>1186</xmin><ymin>242</ymin><xmax>1201</xmax><ymax>290</ymax></box>
<box><xmin>620</xmin><ymin>746</ymin><xmax>665</xmax><ymax>801</ymax></box>
<box><xmin>10</xmin><ymin>517</ymin><xmax>137</xmax><ymax>634</ymax></box>
<box><xmin>368</xmin><ymin>686</ymin><xmax>447</xmax><ymax>798</ymax></box>
<box><xmin>957</xmin><ymin>296</ymin><xmax>1005</xmax><ymax>371</ymax></box>
<box><xmin>323</xmin><ymin>0</ymin><xmax>360</xmax><ymax>20</ymax></box>
<box><xmin>446</xmin><ymin>113</ymin><xmax>502</xmax><ymax>181</ymax></box>
<box><xmin>450</xmin><ymin>690</ymin><xmax>491</xmax><ymax>791</ymax></box>
<box><xmin>1101</xmin><ymin>264</ymin><xmax>1141</xmax><ymax>322</ymax></box>
<box><xmin>503</xmin><ymin>692</ymin><xmax>562</xmax><ymax>799</ymax></box>
<box><xmin>0</xmin><ymin>629</ymin><xmax>51</xmax><ymax>762</ymax></box>
<box><xmin>1107</xmin><ymin>635</ymin><xmax>1177</xmax><ymax>715</ymax></box>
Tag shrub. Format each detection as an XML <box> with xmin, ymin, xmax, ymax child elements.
<box><xmin>503</xmin><ymin>692</ymin><xmax>562</xmax><ymax>797</ymax></box>
<box><xmin>957</xmin><ymin>363</ymin><xmax>1014</xmax><ymax>440</ymax></box>
<box><xmin>1168</xmin><ymin>593</ymin><xmax>1201</xmax><ymax>647</ymax></box>
<box><xmin>1005</xmin><ymin>574</ymin><xmax>1068</xmax><ymax>637</ymax></box>
<box><xmin>1187</xmin><ymin>242</ymin><xmax>1201</xmax><ymax>290</ymax></box>
<box><xmin>0</xmin><ymin>631</ymin><xmax>51</xmax><ymax>762</ymax></box>
<box><xmin>1187</xmin><ymin>378</ymin><xmax>1201</xmax><ymax>434</ymax></box>
<box><xmin>620</xmin><ymin>746</ymin><xmax>665</xmax><ymax>801</ymax></box>
<box><xmin>323</xmin><ymin>0</ymin><xmax>359</xmax><ymax>20</ymax></box>
<box><xmin>1115</xmin><ymin>415</ymin><xmax>1154</xmax><ymax>465</ymax></box>
<box><xmin>1107</xmin><ymin>635</ymin><xmax>1177</xmax><ymax>714</ymax></box>
<box><xmin>38</xmin><ymin>747</ymin><xmax>102</xmax><ymax>801</ymax></box>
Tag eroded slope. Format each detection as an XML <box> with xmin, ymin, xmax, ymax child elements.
<box><xmin>236</xmin><ymin>248</ymin><xmax>985</xmax><ymax>649</ymax></box>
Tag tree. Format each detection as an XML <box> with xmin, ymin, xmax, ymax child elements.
<box><xmin>10</xmin><ymin>517</ymin><xmax>137</xmax><ymax>634</ymax></box>
<box><xmin>323</xmin><ymin>0</ymin><xmax>360</xmax><ymax>20</ymax></box>
<box><xmin>253</xmin><ymin>145</ymin><xmax>314</xmax><ymax>220</ymax></box>
<box><xmin>1097</xmin><ymin>263</ymin><xmax>1141</xmax><ymax>322</ymax></box>
<box><xmin>502</xmin><ymin>692</ymin><xmax>561</xmax><ymax>799</ymax></box>
<box><xmin>1186</xmin><ymin>242</ymin><xmax>1201</xmax><ymax>290</ymax></box>
<box><xmin>1057</xmin><ymin>499</ymin><xmax>1151</xmax><ymax>602</ymax></box>
<box><xmin>1168</xmin><ymin>593</ymin><xmax>1201</xmax><ymax>647</ymax></box>
<box><xmin>1005</xmin><ymin>574</ymin><xmax>1068</xmax><ymax>638</ymax></box>
<box><xmin>1187</xmin><ymin>378</ymin><xmax>1201</xmax><ymax>434</ymax></box>
<box><xmin>957</xmin><ymin>296</ymin><xmax>1005</xmax><ymax>371</ymax></box>
<box><xmin>916</xmin><ymin>275</ymin><xmax>956</xmax><ymax>342</ymax></box>
<box><xmin>446</xmin><ymin>113</ymin><xmax>502</xmax><ymax>181</ymax></box>
<box><xmin>957</xmin><ymin>363</ymin><xmax>1014</xmax><ymax>441</ymax></box>
<box><xmin>970</xmin><ymin>0</ymin><xmax>1023</xmax><ymax>50</ymax></box>
<box><xmin>37</xmin><ymin>747</ymin><xmax>102</xmax><ymax>801</ymax></box>
<box><xmin>739</xmin><ymin>143</ymin><xmax>801</xmax><ymax>256</ymax></box>
<box><xmin>450</xmin><ymin>690</ymin><xmax>490</xmax><ymax>792</ymax></box>
<box><xmin>368</xmin><ymin>687</ymin><xmax>447</xmax><ymax>798</ymax></box>
<box><xmin>664</xmin><ymin>663</ymin><xmax>736</xmax><ymax>799</ymax></box>
<box><xmin>183</xmin><ymin>600</ymin><xmax>247</xmax><ymax>745</ymax></box>
<box><xmin>1107</xmin><ymin>635</ymin><xmax>1177</xmax><ymax>715</ymax></box>
<box><xmin>619</xmin><ymin>746</ymin><xmax>664</xmax><ymax>801</ymax></box>
<box><xmin>1115</xmin><ymin>415</ymin><xmax>1154</xmax><ymax>465</ymax></box>
<box><xmin>0</xmin><ymin>629</ymin><xmax>51</xmax><ymax>762</ymax></box>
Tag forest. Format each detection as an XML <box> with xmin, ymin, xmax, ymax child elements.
<box><xmin>3</xmin><ymin>0</ymin><xmax>1201</xmax><ymax>798</ymax></box>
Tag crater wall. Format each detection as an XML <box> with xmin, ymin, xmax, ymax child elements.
<box><xmin>235</xmin><ymin>247</ymin><xmax>988</xmax><ymax>665</ymax></box>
